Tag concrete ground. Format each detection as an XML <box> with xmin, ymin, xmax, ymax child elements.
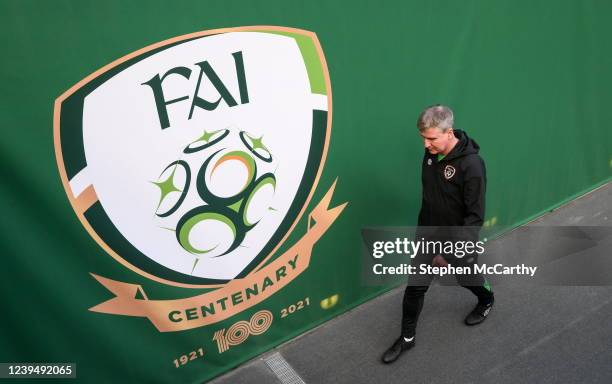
<box><xmin>210</xmin><ymin>182</ymin><xmax>612</xmax><ymax>384</ymax></box>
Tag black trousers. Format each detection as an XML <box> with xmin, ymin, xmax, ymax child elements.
<box><xmin>401</xmin><ymin>253</ymin><xmax>494</xmax><ymax>338</ymax></box>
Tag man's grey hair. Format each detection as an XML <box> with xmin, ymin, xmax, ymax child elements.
<box><xmin>417</xmin><ymin>104</ymin><xmax>454</xmax><ymax>132</ymax></box>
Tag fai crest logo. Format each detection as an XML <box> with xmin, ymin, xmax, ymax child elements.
<box><xmin>54</xmin><ymin>26</ymin><xmax>346</xmax><ymax>331</ymax></box>
<box><xmin>444</xmin><ymin>165</ymin><xmax>456</xmax><ymax>180</ymax></box>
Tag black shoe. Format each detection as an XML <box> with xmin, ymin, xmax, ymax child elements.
<box><xmin>464</xmin><ymin>298</ymin><xmax>494</xmax><ymax>326</ymax></box>
<box><xmin>381</xmin><ymin>336</ymin><xmax>415</xmax><ymax>364</ymax></box>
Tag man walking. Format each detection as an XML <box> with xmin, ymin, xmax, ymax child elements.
<box><xmin>382</xmin><ymin>105</ymin><xmax>495</xmax><ymax>364</ymax></box>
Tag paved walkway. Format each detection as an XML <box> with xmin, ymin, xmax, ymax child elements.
<box><xmin>211</xmin><ymin>182</ymin><xmax>612</xmax><ymax>384</ymax></box>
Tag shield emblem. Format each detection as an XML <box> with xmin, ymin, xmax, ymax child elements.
<box><xmin>54</xmin><ymin>27</ymin><xmax>332</xmax><ymax>287</ymax></box>
<box><xmin>444</xmin><ymin>165</ymin><xmax>456</xmax><ymax>180</ymax></box>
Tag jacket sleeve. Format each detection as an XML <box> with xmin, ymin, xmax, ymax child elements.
<box><xmin>417</xmin><ymin>201</ymin><xmax>425</xmax><ymax>226</ymax></box>
<box><xmin>462</xmin><ymin>155</ymin><xmax>486</xmax><ymax>239</ymax></box>
<box><xmin>415</xmin><ymin>152</ymin><xmax>429</xmax><ymax>241</ymax></box>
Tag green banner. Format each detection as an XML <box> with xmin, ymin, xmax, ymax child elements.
<box><xmin>1</xmin><ymin>1</ymin><xmax>611</xmax><ymax>382</ymax></box>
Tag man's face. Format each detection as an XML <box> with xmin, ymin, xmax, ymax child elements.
<box><xmin>419</xmin><ymin>127</ymin><xmax>454</xmax><ymax>155</ymax></box>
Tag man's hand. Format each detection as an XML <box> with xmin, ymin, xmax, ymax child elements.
<box><xmin>432</xmin><ymin>255</ymin><xmax>449</xmax><ymax>267</ymax></box>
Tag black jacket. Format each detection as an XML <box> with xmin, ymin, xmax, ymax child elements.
<box><xmin>417</xmin><ymin>129</ymin><xmax>486</xmax><ymax>241</ymax></box>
